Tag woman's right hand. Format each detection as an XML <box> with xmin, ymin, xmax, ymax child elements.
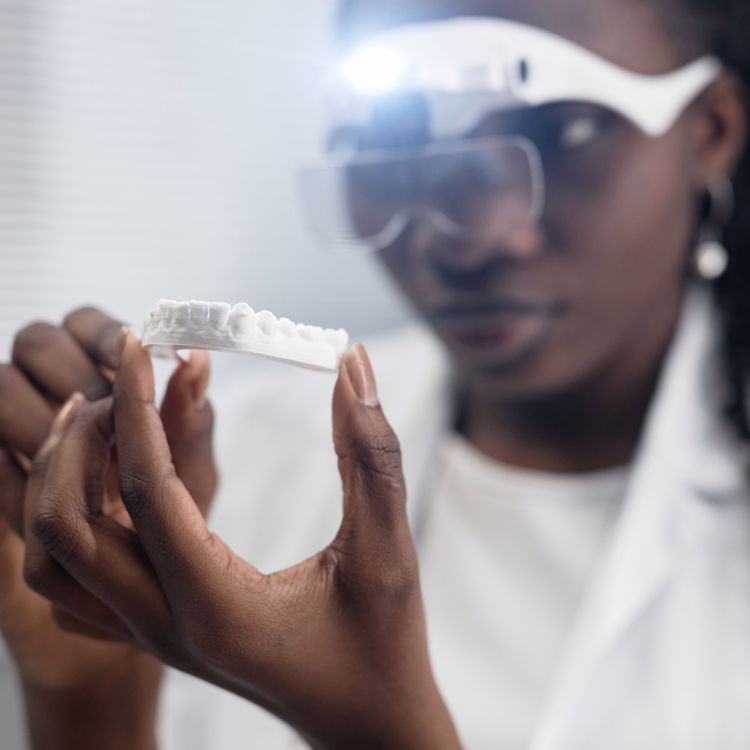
<box><xmin>21</xmin><ymin>330</ymin><xmax>462</xmax><ymax>750</ymax></box>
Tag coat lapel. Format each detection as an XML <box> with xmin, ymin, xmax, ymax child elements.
<box><xmin>529</xmin><ymin>285</ymin><xmax>749</xmax><ymax>749</ymax></box>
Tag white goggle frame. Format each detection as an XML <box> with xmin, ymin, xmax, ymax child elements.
<box><xmin>336</xmin><ymin>17</ymin><xmax>723</xmax><ymax>139</ymax></box>
<box><xmin>299</xmin><ymin>135</ymin><xmax>545</xmax><ymax>252</ymax></box>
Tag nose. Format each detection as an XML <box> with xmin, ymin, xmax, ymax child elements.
<box><xmin>409</xmin><ymin>212</ymin><xmax>545</xmax><ymax>283</ymax></box>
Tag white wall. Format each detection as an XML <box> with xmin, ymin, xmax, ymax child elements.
<box><xmin>0</xmin><ymin>0</ymin><xmax>409</xmax><ymax>370</ymax></box>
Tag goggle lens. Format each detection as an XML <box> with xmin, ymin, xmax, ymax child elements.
<box><xmin>300</xmin><ymin>136</ymin><xmax>544</xmax><ymax>251</ymax></box>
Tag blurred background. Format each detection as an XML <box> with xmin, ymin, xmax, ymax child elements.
<box><xmin>0</xmin><ymin>0</ymin><xmax>410</xmax><ymax>370</ymax></box>
<box><xmin>1</xmin><ymin>2</ymin><xmax>412</xmax><ymax>744</ymax></box>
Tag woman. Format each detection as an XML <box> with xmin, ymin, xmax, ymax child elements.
<box><xmin>0</xmin><ymin>0</ymin><xmax>749</xmax><ymax>748</ymax></box>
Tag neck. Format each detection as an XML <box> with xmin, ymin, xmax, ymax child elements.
<box><xmin>456</xmin><ymin>302</ymin><xmax>683</xmax><ymax>474</ymax></box>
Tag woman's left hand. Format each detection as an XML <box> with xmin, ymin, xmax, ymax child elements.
<box><xmin>0</xmin><ymin>316</ymin><xmax>217</xmax><ymax>749</ymax></box>
<box><xmin>22</xmin><ymin>330</ymin><xmax>461</xmax><ymax>750</ymax></box>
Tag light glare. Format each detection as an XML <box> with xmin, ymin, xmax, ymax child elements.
<box><xmin>339</xmin><ymin>46</ymin><xmax>405</xmax><ymax>96</ymax></box>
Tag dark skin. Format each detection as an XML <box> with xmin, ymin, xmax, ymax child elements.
<box><xmin>0</xmin><ymin>313</ymin><xmax>217</xmax><ymax>749</ymax></box>
<box><xmin>0</xmin><ymin>1</ymin><xmax>747</xmax><ymax>748</ymax></box>
<box><xmin>18</xmin><ymin>332</ymin><xmax>462</xmax><ymax>750</ymax></box>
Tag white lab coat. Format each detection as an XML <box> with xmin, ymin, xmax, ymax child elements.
<box><xmin>1</xmin><ymin>284</ymin><xmax>749</xmax><ymax>749</ymax></box>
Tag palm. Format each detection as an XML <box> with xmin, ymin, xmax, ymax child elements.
<box><xmin>0</xmin><ymin>513</ymin><xmax>147</xmax><ymax>691</ymax></box>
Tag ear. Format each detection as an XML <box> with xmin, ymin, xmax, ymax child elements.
<box><xmin>688</xmin><ymin>71</ymin><xmax>748</xmax><ymax>189</ymax></box>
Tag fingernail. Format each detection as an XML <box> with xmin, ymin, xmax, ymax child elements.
<box><xmin>117</xmin><ymin>326</ymin><xmax>130</xmax><ymax>366</ymax></box>
<box><xmin>117</xmin><ymin>326</ymin><xmax>141</xmax><ymax>368</ymax></box>
<box><xmin>52</xmin><ymin>393</ymin><xmax>86</xmax><ymax>436</ymax></box>
<box><xmin>344</xmin><ymin>344</ymin><xmax>379</xmax><ymax>407</ymax></box>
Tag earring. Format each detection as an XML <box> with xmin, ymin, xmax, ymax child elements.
<box><xmin>694</xmin><ymin>176</ymin><xmax>735</xmax><ymax>281</ymax></box>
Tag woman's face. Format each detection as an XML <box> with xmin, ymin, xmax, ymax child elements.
<box><xmin>339</xmin><ymin>0</ymin><xmax>706</xmax><ymax>400</ymax></box>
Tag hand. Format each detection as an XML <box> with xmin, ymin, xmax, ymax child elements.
<box><xmin>22</xmin><ymin>330</ymin><xmax>462</xmax><ymax>750</ymax></box>
<box><xmin>0</xmin><ymin>309</ymin><xmax>217</xmax><ymax>749</ymax></box>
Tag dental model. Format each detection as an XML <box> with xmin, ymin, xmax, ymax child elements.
<box><xmin>142</xmin><ymin>300</ymin><xmax>350</xmax><ymax>372</ymax></box>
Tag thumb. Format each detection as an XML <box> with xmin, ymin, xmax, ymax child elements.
<box><xmin>160</xmin><ymin>350</ymin><xmax>218</xmax><ymax>516</ymax></box>
<box><xmin>332</xmin><ymin>345</ymin><xmax>413</xmax><ymax>561</ymax></box>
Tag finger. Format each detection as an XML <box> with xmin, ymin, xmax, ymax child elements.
<box><xmin>14</xmin><ymin>395</ymin><xmax>139</xmax><ymax>643</ymax></box>
<box><xmin>331</xmin><ymin>345</ymin><xmax>415</xmax><ymax>571</ymax></box>
<box><xmin>24</xmin><ymin>552</ymin><xmax>133</xmax><ymax>642</ymax></box>
<box><xmin>0</xmin><ymin>363</ymin><xmax>55</xmax><ymax>458</ymax></box>
<box><xmin>51</xmin><ymin>607</ymin><xmax>126</xmax><ymax>643</ymax></box>
<box><xmin>23</xmin><ymin>392</ymin><xmax>88</xmax><ymax>538</ymax></box>
<box><xmin>12</xmin><ymin>322</ymin><xmax>111</xmax><ymax>403</ymax></box>
<box><xmin>27</xmin><ymin>398</ymin><xmax>173</xmax><ymax>646</ymax></box>
<box><xmin>114</xmin><ymin>330</ymin><xmax>220</xmax><ymax>586</ymax></box>
<box><xmin>21</xmin><ymin>393</ymin><xmax>89</xmax><ymax>626</ymax></box>
<box><xmin>160</xmin><ymin>350</ymin><xmax>218</xmax><ymax>516</ymax></box>
<box><xmin>63</xmin><ymin>307</ymin><xmax>125</xmax><ymax>371</ymax></box>
<box><xmin>0</xmin><ymin>448</ymin><xmax>26</xmax><ymax>537</ymax></box>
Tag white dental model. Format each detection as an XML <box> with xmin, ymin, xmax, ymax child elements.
<box><xmin>142</xmin><ymin>300</ymin><xmax>350</xmax><ymax>372</ymax></box>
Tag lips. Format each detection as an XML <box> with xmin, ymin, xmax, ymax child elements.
<box><xmin>427</xmin><ymin>298</ymin><xmax>566</xmax><ymax>367</ymax></box>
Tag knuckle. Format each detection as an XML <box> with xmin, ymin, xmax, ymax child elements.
<box><xmin>353</xmin><ymin>427</ymin><xmax>404</xmax><ymax>476</ymax></box>
<box><xmin>118</xmin><ymin>469</ymin><xmax>152</xmax><ymax>522</ymax></box>
<box><xmin>112</xmin><ymin>388</ymin><xmax>154</xmax><ymax>415</ymax></box>
<box><xmin>63</xmin><ymin>308</ymin><xmax>122</xmax><ymax>365</ymax></box>
<box><xmin>119</xmin><ymin>466</ymin><xmax>176</xmax><ymax>523</ymax></box>
<box><xmin>62</xmin><ymin>306</ymin><xmax>102</xmax><ymax>328</ymax></box>
<box><xmin>31</xmin><ymin>504</ymin><xmax>80</xmax><ymax>566</ymax></box>
<box><xmin>0</xmin><ymin>362</ymin><xmax>21</xmax><ymax>397</ymax></box>
<box><xmin>12</xmin><ymin>321</ymin><xmax>59</xmax><ymax>362</ymax></box>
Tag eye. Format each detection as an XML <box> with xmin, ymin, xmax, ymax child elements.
<box><xmin>558</xmin><ymin>115</ymin><xmax>603</xmax><ymax>150</ymax></box>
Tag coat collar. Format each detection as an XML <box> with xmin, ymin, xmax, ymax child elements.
<box><xmin>527</xmin><ymin>284</ymin><xmax>750</xmax><ymax>748</ymax></box>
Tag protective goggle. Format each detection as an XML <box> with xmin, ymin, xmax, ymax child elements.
<box><xmin>300</xmin><ymin>17</ymin><xmax>722</xmax><ymax>252</ymax></box>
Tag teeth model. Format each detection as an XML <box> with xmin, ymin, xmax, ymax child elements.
<box><xmin>142</xmin><ymin>300</ymin><xmax>350</xmax><ymax>372</ymax></box>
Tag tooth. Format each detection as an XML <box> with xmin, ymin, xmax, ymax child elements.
<box><xmin>325</xmin><ymin>329</ymin><xmax>348</xmax><ymax>350</ymax></box>
<box><xmin>158</xmin><ymin>301</ymin><xmax>176</xmax><ymax>327</ymax></box>
<box><xmin>337</xmin><ymin>329</ymin><xmax>349</xmax><ymax>348</ymax></box>
<box><xmin>189</xmin><ymin>300</ymin><xmax>210</xmax><ymax>323</ymax></box>
<box><xmin>209</xmin><ymin>302</ymin><xmax>231</xmax><ymax>329</ymax></box>
<box><xmin>144</xmin><ymin>299</ymin><xmax>350</xmax><ymax>371</ymax></box>
<box><xmin>229</xmin><ymin>303</ymin><xmax>255</xmax><ymax>337</ymax></box>
<box><xmin>279</xmin><ymin>317</ymin><xmax>297</xmax><ymax>336</ymax></box>
<box><xmin>174</xmin><ymin>302</ymin><xmax>190</xmax><ymax>322</ymax></box>
<box><xmin>256</xmin><ymin>310</ymin><xmax>278</xmax><ymax>336</ymax></box>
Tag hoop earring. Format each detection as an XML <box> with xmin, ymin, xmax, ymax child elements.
<box><xmin>694</xmin><ymin>176</ymin><xmax>735</xmax><ymax>281</ymax></box>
